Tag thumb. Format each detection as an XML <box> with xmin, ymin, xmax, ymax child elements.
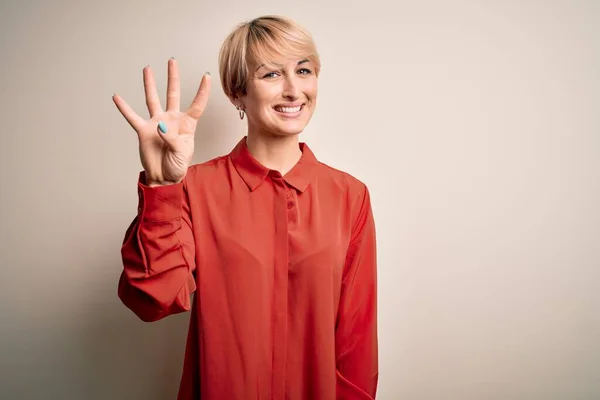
<box><xmin>156</xmin><ymin>120</ymin><xmax>176</xmax><ymax>147</ymax></box>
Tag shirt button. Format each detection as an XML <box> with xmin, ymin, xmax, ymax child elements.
<box><xmin>287</xmin><ymin>200</ymin><xmax>294</xmax><ymax>210</ymax></box>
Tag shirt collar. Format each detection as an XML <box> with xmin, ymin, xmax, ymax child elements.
<box><xmin>229</xmin><ymin>136</ymin><xmax>319</xmax><ymax>193</ymax></box>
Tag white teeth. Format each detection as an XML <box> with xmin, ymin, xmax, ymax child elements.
<box><xmin>275</xmin><ymin>105</ymin><xmax>302</xmax><ymax>113</ymax></box>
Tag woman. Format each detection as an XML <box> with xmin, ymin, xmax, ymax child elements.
<box><xmin>112</xmin><ymin>15</ymin><xmax>378</xmax><ymax>400</ymax></box>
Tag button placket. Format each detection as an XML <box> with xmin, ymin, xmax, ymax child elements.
<box><xmin>269</xmin><ymin>172</ymin><xmax>289</xmax><ymax>399</ymax></box>
<box><xmin>286</xmin><ymin>193</ymin><xmax>294</xmax><ymax>210</ymax></box>
<box><xmin>284</xmin><ymin>186</ymin><xmax>299</xmax><ymax>228</ymax></box>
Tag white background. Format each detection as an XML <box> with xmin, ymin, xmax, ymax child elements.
<box><xmin>0</xmin><ymin>0</ymin><xmax>598</xmax><ymax>398</ymax></box>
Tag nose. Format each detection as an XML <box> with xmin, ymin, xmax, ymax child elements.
<box><xmin>282</xmin><ymin>74</ymin><xmax>299</xmax><ymax>99</ymax></box>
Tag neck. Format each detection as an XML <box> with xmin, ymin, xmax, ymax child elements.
<box><xmin>245</xmin><ymin>130</ymin><xmax>303</xmax><ymax>176</ymax></box>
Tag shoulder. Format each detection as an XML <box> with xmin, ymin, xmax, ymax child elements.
<box><xmin>315</xmin><ymin>160</ymin><xmax>370</xmax><ymax>201</ymax></box>
<box><xmin>315</xmin><ymin>161</ymin><xmax>374</xmax><ymax>239</ymax></box>
<box><xmin>184</xmin><ymin>154</ymin><xmax>229</xmax><ymax>183</ymax></box>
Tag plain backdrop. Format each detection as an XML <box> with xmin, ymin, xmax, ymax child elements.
<box><xmin>0</xmin><ymin>0</ymin><xmax>598</xmax><ymax>399</ymax></box>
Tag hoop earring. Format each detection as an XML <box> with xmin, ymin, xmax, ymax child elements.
<box><xmin>236</xmin><ymin>105</ymin><xmax>245</xmax><ymax>120</ymax></box>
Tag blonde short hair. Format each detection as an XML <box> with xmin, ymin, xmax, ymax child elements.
<box><xmin>218</xmin><ymin>15</ymin><xmax>321</xmax><ymax>99</ymax></box>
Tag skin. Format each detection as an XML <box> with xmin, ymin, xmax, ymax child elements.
<box><xmin>233</xmin><ymin>57</ymin><xmax>318</xmax><ymax>175</ymax></box>
<box><xmin>112</xmin><ymin>58</ymin><xmax>210</xmax><ymax>186</ymax></box>
<box><xmin>112</xmin><ymin>56</ymin><xmax>317</xmax><ymax>185</ymax></box>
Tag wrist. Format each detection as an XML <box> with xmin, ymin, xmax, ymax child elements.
<box><xmin>147</xmin><ymin>179</ymin><xmax>182</xmax><ymax>187</ymax></box>
<box><xmin>144</xmin><ymin>171</ymin><xmax>183</xmax><ymax>187</ymax></box>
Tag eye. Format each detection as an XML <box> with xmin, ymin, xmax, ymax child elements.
<box><xmin>298</xmin><ymin>68</ymin><xmax>312</xmax><ymax>75</ymax></box>
<box><xmin>262</xmin><ymin>71</ymin><xmax>279</xmax><ymax>79</ymax></box>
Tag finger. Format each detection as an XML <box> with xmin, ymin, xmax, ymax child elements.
<box><xmin>112</xmin><ymin>94</ymin><xmax>144</xmax><ymax>132</ymax></box>
<box><xmin>155</xmin><ymin>120</ymin><xmax>177</xmax><ymax>150</ymax></box>
<box><xmin>166</xmin><ymin>58</ymin><xmax>180</xmax><ymax>111</ymax></box>
<box><xmin>186</xmin><ymin>73</ymin><xmax>211</xmax><ymax>120</ymax></box>
<box><xmin>143</xmin><ymin>65</ymin><xmax>162</xmax><ymax>117</ymax></box>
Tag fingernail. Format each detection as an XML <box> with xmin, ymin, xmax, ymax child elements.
<box><xmin>205</xmin><ymin>71</ymin><xmax>211</xmax><ymax>76</ymax></box>
<box><xmin>158</xmin><ymin>121</ymin><xmax>168</xmax><ymax>134</ymax></box>
<box><xmin>170</xmin><ymin>56</ymin><xmax>176</xmax><ymax>60</ymax></box>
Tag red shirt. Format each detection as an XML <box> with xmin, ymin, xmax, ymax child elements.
<box><xmin>119</xmin><ymin>136</ymin><xmax>378</xmax><ymax>399</ymax></box>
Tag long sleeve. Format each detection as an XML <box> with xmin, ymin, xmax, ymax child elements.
<box><xmin>118</xmin><ymin>172</ymin><xmax>196</xmax><ymax>322</ymax></box>
<box><xmin>335</xmin><ymin>185</ymin><xmax>379</xmax><ymax>399</ymax></box>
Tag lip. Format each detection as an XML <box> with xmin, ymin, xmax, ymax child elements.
<box><xmin>274</xmin><ymin>102</ymin><xmax>305</xmax><ymax>108</ymax></box>
<box><xmin>273</xmin><ymin>103</ymin><xmax>306</xmax><ymax>118</ymax></box>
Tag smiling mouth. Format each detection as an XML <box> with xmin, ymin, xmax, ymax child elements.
<box><xmin>273</xmin><ymin>104</ymin><xmax>305</xmax><ymax>113</ymax></box>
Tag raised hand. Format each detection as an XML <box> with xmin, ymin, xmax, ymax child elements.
<box><xmin>113</xmin><ymin>58</ymin><xmax>211</xmax><ymax>186</ymax></box>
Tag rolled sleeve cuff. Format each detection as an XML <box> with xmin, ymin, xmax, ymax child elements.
<box><xmin>137</xmin><ymin>171</ymin><xmax>185</xmax><ymax>222</ymax></box>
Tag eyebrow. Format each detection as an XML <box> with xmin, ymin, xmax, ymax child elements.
<box><xmin>255</xmin><ymin>59</ymin><xmax>310</xmax><ymax>71</ymax></box>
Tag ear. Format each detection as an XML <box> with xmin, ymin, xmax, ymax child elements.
<box><xmin>229</xmin><ymin>93</ymin><xmax>245</xmax><ymax>110</ymax></box>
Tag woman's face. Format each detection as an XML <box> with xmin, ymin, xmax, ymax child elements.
<box><xmin>239</xmin><ymin>56</ymin><xmax>318</xmax><ymax>137</ymax></box>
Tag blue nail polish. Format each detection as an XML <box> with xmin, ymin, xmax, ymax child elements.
<box><xmin>158</xmin><ymin>121</ymin><xmax>168</xmax><ymax>133</ymax></box>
